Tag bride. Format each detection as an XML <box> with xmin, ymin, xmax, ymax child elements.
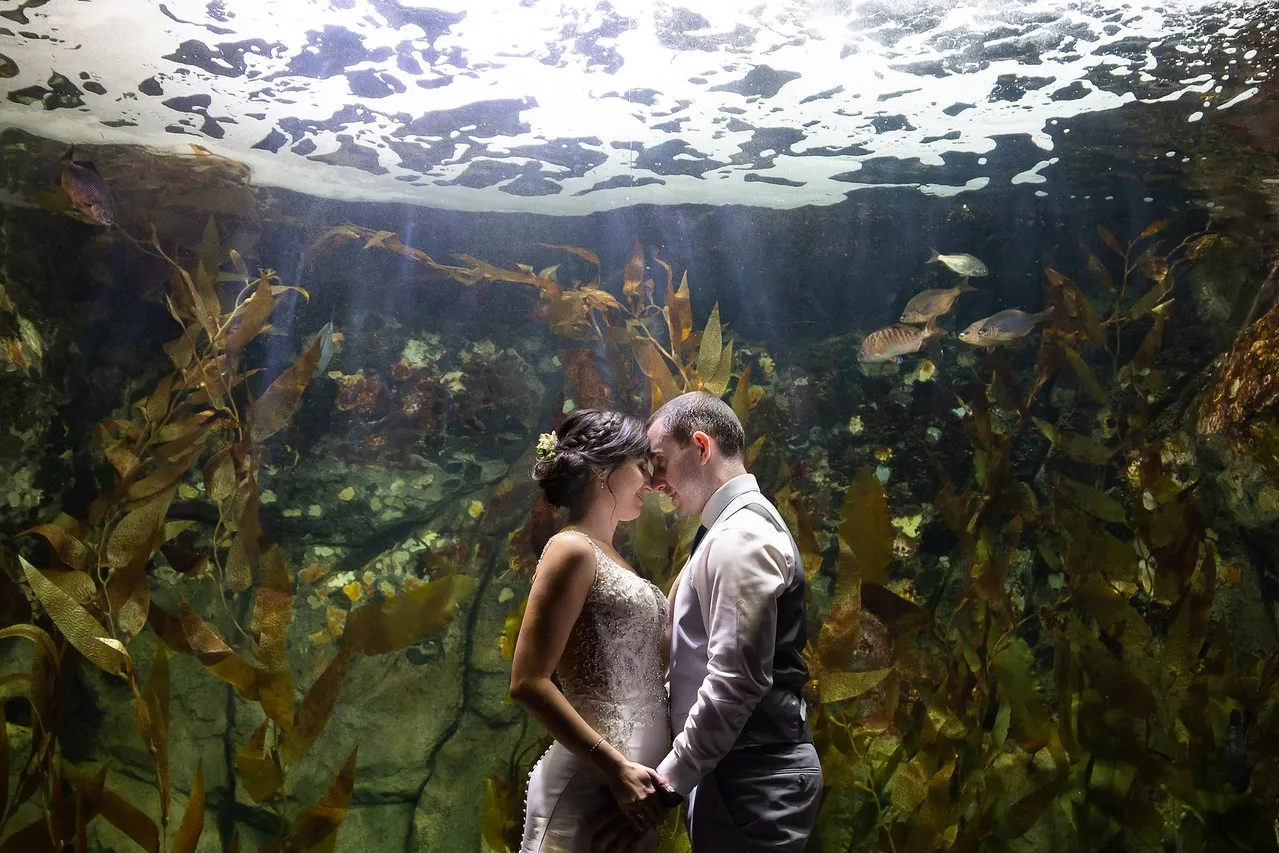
<box><xmin>511</xmin><ymin>408</ymin><xmax>671</xmax><ymax>852</ymax></box>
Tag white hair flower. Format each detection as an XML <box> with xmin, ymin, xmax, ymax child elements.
<box><xmin>535</xmin><ymin>431</ymin><xmax>558</xmax><ymax>460</ymax></box>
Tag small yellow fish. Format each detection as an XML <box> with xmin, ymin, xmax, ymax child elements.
<box><xmin>901</xmin><ymin>281</ymin><xmax>976</xmax><ymax>324</ymax></box>
<box><xmin>928</xmin><ymin>250</ymin><xmax>988</xmax><ymax>277</ymax></box>
<box><xmin>859</xmin><ymin>320</ymin><xmax>944</xmax><ymax>364</ymax></box>
<box><xmin>958</xmin><ymin>309</ymin><xmax>1050</xmax><ymax>347</ymax></box>
<box><xmin>59</xmin><ymin>147</ymin><xmax>115</xmax><ymax>226</ymax></box>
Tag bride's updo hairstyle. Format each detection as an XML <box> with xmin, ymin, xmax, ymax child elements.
<box><xmin>531</xmin><ymin>409</ymin><xmax>650</xmax><ymax>514</ymax></box>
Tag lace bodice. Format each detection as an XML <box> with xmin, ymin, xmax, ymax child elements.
<box><xmin>543</xmin><ymin>530</ymin><xmax>669</xmax><ymax>752</ymax></box>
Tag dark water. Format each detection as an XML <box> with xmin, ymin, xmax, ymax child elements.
<box><xmin>3</xmin><ymin>5</ymin><xmax>1279</xmax><ymax>852</ymax></box>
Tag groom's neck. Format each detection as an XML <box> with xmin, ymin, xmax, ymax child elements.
<box><xmin>704</xmin><ymin>459</ymin><xmax>748</xmax><ymax>495</ymax></box>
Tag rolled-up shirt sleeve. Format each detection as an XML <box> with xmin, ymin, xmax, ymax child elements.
<box><xmin>656</xmin><ymin>524</ymin><xmax>792</xmax><ymax>794</ymax></box>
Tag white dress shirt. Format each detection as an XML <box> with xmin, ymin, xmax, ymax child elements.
<box><xmin>656</xmin><ymin>474</ymin><xmax>798</xmax><ymax>795</ymax></box>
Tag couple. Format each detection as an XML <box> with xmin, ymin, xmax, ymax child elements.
<box><xmin>510</xmin><ymin>392</ymin><xmax>823</xmax><ymax>852</ymax></box>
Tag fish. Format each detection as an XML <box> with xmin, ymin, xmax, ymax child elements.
<box><xmin>958</xmin><ymin>309</ymin><xmax>1050</xmax><ymax>347</ymax></box>
<box><xmin>313</xmin><ymin>316</ymin><xmax>336</xmax><ymax>377</ymax></box>
<box><xmin>859</xmin><ymin>320</ymin><xmax>944</xmax><ymax>364</ymax></box>
<box><xmin>901</xmin><ymin>281</ymin><xmax>976</xmax><ymax>324</ymax></box>
<box><xmin>58</xmin><ymin>147</ymin><xmax>115</xmax><ymax>226</ymax></box>
<box><xmin>928</xmin><ymin>250</ymin><xmax>989</xmax><ymax>278</ymax></box>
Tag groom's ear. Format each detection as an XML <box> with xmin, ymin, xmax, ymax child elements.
<box><xmin>692</xmin><ymin>430</ymin><xmax>712</xmax><ymax>461</ymax></box>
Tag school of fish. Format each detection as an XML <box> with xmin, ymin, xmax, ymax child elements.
<box><xmin>860</xmin><ymin>250</ymin><xmax>1050</xmax><ymax>366</ymax></box>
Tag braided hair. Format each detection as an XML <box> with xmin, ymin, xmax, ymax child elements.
<box><xmin>531</xmin><ymin>409</ymin><xmax>650</xmax><ymax>514</ymax></box>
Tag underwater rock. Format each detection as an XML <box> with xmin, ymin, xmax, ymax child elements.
<box><xmin>327</xmin><ymin>335</ymin><xmax>543</xmax><ymax>469</ymax></box>
<box><xmin>399</xmin><ymin>332</ymin><xmax>444</xmax><ymax>369</ymax></box>
<box><xmin>258</xmin><ymin>456</ymin><xmax>476</xmax><ymax>549</ymax></box>
<box><xmin>1194</xmin><ymin>293</ymin><xmax>1279</xmax><ymax>540</ymax></box>
<box><xmin>241</xmin><ymin>528</ymin><xmax>526</xmax><ymax>850</ymax></box>
<box><xmin>1209</xmin><ymin>541</ymin><xmax>1279</xmax><ymax>659</ymax></box>
<box><xmin>0</xmin><ymin>219</ymin><xmax>73</xmax><ymax>535</ymax></box>
<box><xmin>407</xmin><ymin>578</ymin><xmax>535</xmax><ymax>850</ymax></box>
<box><xmin>1196</xmin><ymin>437</ymin><xmax>1279</xmax><ymax>529</ymax></box>
<box><xmin>1180</xmin><ymin>244</ymin><xmax>1264</xmax><ymax>348</ymax></box>
<box><xmin>85</xmin><ymin>770</ymin><xmax>223</xmax><ymax>853</ymax></box>
<box><xmin>68</xmin><ymin>581</ymin><xmax>234</xmax><ymax>848</ymax></box>
<box><xmin>1196</xmin><ymin>287</ymin><xmax>1279</xmax><ymax>446</ymax></box>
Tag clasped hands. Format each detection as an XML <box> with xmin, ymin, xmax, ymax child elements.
<box><xmin>592</xmin><ymin>760</ymin><xmax>679</xmax><ymax>849</ymax></box>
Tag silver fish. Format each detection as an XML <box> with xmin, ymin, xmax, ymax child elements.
<box><xmin>928</xmin><ymin>250</ymin><xmax>989</xmax><ymax>278</ymax></box>
<box><xmin>901</xmin><ymin>281</ymin><xmax>976</xmax><ymax>324</ymax></box>
<box><xmin>59</xmin><ymin>147</ymin><xmax>115</xmax><ymax>226</ymax></box>
<box><xmin>859</xmin><ymin>320</ymin><xmax>944</xmax><ymax>364</ymax></box>
<box><xmin>313</xmin><ymin>317</ymin><xmax>336</xmax><ymax>377</ymax></box>
<box><xmin>958</xmin><ymin>309</ymin><xmax>1049</xmax><ymax>347</ymax></box>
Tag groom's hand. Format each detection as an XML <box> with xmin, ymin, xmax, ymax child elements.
<box><xmin>594</xmin><ymin>770</ymin><xmax>676</xmax><ymax>848</ymax></box>
<box><xmin>590</xmin><ymin>797</ymin><xmax>676</xmax><ymax>851</ymax></box>
<box><xmin>590</xmin><ymin>806</ymin><xmax>641</xmax><ymax>851</ymax></box>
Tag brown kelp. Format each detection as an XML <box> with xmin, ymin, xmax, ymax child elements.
<box><xmin>0</xmin><ymin>220</ymin><xmax>474</xmax><ymax>851</ymax></box>
<box><xmin>319</xmin><ymin>234</ymin><xmax>764</xmax><ymax>852</ymax></box>
<box><xmin>304</xmin><ymin>218</ymin><xmax>1279</xmax><ymax>852</ymax></box>
<box><xmin>313</xmin><ymin>228</ymin><xmax>740</xmax><ymax>407</ymax></box>
<box><xmin>314</xmin><ymin>228</ymin><xmax>759</xmax><ymax>592</ymax></box>
<box><xmin>808</xmin><ymin>220</ymin><xmax>1279</xmax><ymax>852</ymax></box>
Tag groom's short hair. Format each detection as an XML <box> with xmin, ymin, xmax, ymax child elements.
<box><xmin>649</xmin><ymin>392</ymin><xmax>745</xmax><ymax>459</ymax></box>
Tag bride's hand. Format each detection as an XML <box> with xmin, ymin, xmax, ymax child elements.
<box><xmin>605</xmin><ymin>760</ymin><xmax>664</xmax><ymax>830</ymax></box>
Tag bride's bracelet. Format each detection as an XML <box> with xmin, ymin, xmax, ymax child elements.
<box><xmin>587</xmin><ymin>735</ymin><xmax>604</xmax><ymax>755</ymax></box>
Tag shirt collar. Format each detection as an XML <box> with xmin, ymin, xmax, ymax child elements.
<box><xmin>700</xmin><ymin>473</ymin><xmax>758</xmax><ymax>530</ymax></box>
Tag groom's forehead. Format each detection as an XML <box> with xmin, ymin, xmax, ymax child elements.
<box><xmin>650</xmin><ymin>431</ymin><xmax>679</xmax><ymax>452</ymax></box>
<box><xmin>648</xmin><ymin>434</ymin><xmax>676</xmax><ymax>462</ymax></box>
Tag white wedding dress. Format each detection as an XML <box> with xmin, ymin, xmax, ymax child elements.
<box><xmin>520</xmin><ymin>531</ymin><xmax>671</xmax><ymax>853</ymax></box>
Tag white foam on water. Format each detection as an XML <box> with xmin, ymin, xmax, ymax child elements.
<box><xmin>0</xmin><ymin>0</ymin><xmax>1274</xmax><ymax>214</ymax></box>
<box><xmin>1010</xmin><ymin>158</ymin><xmax>1057</xmax><ymax>185</ymax></box>
<box><xmin>1218</xmin><ymin>86</ymin><xmax>1260</xmax><ymax>108</ymax></box>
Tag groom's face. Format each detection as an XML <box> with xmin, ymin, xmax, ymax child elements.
<box><xmin>646</xmin><ymin>419</ymin><xmax>711</xmax><ymax>516</ymax></box>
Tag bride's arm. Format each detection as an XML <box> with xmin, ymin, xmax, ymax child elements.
<box><xmin>510</xmin><ymin>534</ymin><xmax>665</xmax><ymax>823</ymax></box>
<box><xmin>509</xmin><ymin>534</ymin><xmax>615</xmax><ymax>766</ymax></box>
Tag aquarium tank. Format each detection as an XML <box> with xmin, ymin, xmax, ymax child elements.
<box><xmin>0</xmin><ymin>0</ymin><xmax>1277</xmax><ymax>850</ymax></box>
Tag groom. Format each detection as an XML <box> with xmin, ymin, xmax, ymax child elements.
<box><xmin>604</xmin><ymin>391</ymin><xmax>823</xmax><ymax>850</ymax></box>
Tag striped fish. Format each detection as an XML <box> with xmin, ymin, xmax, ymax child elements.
<box><xmin>59</xmin><ymin>148</ymin><xmax>115</xmax><ymax>226</ymax></box>
<box><xmin>859</xmin><ymin>320</ymin><xmax>944</xmax><ymax>364</ymax></box>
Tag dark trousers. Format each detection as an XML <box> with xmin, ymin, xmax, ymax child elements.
<box><xmin>686</xmin><ymin>743</ymin><xmax>823</xmax><ymax>853</ymax></box>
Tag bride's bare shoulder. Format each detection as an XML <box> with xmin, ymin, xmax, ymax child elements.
<box><xmin>535</xmin><ymin>531</ymin><xmax>597</xmax><ymax>580</ymax></box>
